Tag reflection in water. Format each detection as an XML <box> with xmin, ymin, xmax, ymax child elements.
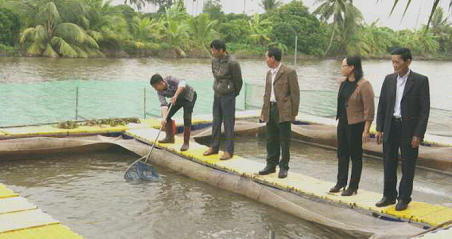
<box><xmin>0</xmin><ymin>147</ymin><xmax>352</xmax><ymax>239</ymax></box>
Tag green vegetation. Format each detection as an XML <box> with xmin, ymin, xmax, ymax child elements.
<box><xmin>57</xmin><ymin>117</ymin><xmax>141</xmax><ymax>129</ymax></box>
<box><xmin>0</xmin><ymin>0</ymin><xmax>451</xmax><ymax>58</ymax></box>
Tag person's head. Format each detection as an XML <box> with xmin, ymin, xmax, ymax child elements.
<box><xmin>150</xmin><ymin>74</ymin><xmax>166</xmax><ymax>92</ymax></box>
<box><xmin>210</xmin><ymin>39</ymin><xmax>226</xmax><ymax>58</ymax></box>
<box><xmin>341</xmin><ymin>56</ymin><xmax>363</xmax><ymax>81</ymax></box>
<box><xmin>391</xmin><ymin>47</ymin><xmax>412</xmax><ymax>75</ymax></box>
<box><xmin>266</xmin><ymin>47</ymin><xmax>282</xmax><ymax>68</ymax></box>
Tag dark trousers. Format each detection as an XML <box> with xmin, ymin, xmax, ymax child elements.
<box><xmin>167</xmin><ymin>92</ymin><xmax>197</xmax><ymax>127</ymax></box>
<box><xmin>336</xmin><ymin>118</ymin><xmax>364</xmax><ymax>189</ymax></box>
<box><xmin>266</xmin><ymin>103</ymin><xmax>291</xmax><ymax>169</ymax></box>
<box><xmin>210</xmin><ymin>92</ymin><xmax>235</xmax><ymax>154</ymax></box>
<box><xmin>382</xmin><ymin>119</ymin><xmax>418</xmax><ymax>203</ymax></box>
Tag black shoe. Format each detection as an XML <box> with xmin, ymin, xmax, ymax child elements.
<box><xmin>329</xmin><ymin>184</ymin><xmax>346</xmax><ymax>193</ymax></box>
<box><xmin>278</xmin><ymin>167</ymin><xmax>288</xmax><ymax>179</ymax></box>
<box><xmin>375</xmin><ymin>197</ymin><xmax>396</xmax><ymax>207</ymax></box>
<box><xmin>341</xmin><ymin>188</ymin><xmax>357</xmax><ymax>196</ymax></box>
<box><xmin>395</xmin><ymin>200</ymin><xmax>408</xmax><ymax>211</ymax></box>
<box><xmin>259</xmin><ymin>165</ymin><xmax>276</xmax><ymax>175</ymax></box>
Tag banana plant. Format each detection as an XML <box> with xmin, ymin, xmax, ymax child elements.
<box><xmin>248</xmin><ymin>13</ymin><xmax>272</xmax><ymax>46</ymax></box>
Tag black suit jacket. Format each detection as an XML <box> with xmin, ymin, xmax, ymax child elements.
<box><xmin>376</xmin><ymin>71</ymin><xmax>430</xmax><ymax>142</ymax></box>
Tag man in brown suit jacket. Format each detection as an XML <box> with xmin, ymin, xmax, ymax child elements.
<box><xmin>259</xmin><ymin>47</ymin><xmax>300</xmax><ymax>178</ymax></box>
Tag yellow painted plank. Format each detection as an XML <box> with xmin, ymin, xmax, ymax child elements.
<box><xmin>0</xmin><ymin>197</ymin><xmax>37</xmax><ymax>215</ymax></box>
<box><xmin>136</xmin><ymin>119</ymin><xmax>160</xmax><ymax>128</ymax></box>
<box><xmin>382</xmin><ymin>202</ymin><xmax>452</xmax><ymax>225</ymax></box>
<box><xmin>180</xmin><ymin>148</ymin><xmax>221</xmax><ymax>164</ymax></box>
<box><xmin>0</xmin><ymin>185</ymin><xmax>17</xmax><ymax>199</ymax></box>
<box><xmin>1</xmin><ymin>125</ymin><xmax>68</xmax><ymax>136</ymax></box>
<box><xmin>126</xmin><ymin>127</ymin><xmax>452</xmax><ymax>227</ymax></box>
<box><xmin>215</xmin><ymin>158</ymin><xmax>264</xmax><ymax>176</ymax></box>
<box><xmin>0</xmin><ymin>209</ymin><xmax>59</xmax><ymax>233</ymax></box>
<box><xmin>0</xmin><ymin>224</ymin><xmax>83</xmax><ymax>239</ymax></box>
<box><xmin>126</xmin><ymin>128</ymin><xmax>165</xmax><ymax>142</ymax></box>
<box><xmin>139</xmin><ymin>118</ymin><xmax>211</xmax><ymax>130</ymax></box>
<box><xmin>415</xmin><ymin>208</ymin><xmax>452</xmax><ymax>226</ymax></box>
<box><xmin>1</xmin><ymin>124</ymin><xmax>128</xmax><ymax>137</ymax></box>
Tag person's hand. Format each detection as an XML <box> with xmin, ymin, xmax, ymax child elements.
<box><xmin>170</xmin><ymin>96</ymin><xmax>177</xmax><ymax>105</ymax></box>
<box><xmin>362</xmin><ymin>131</ymin><xmax>370</xmax><ymax>144</ymax></box>
<box><xmin>376</xmin><ymin>132</ymin><xmax>383</xmax><ymax>145</ymax></box>
<box><xmin>411</xmin><ymin>136</ymin><xmax>421</xmax><ymax>148</ymax></box>
<box><xmin>161</xmin><ymin>120</ymin><xmax>167</xmax><ymax>128</ymax></box>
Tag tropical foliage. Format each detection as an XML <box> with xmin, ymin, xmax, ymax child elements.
<box><xmin>1</xmin><ymin>0</ymin><xmax>452</xmax><ymax>58</ymax></box>
<box><xmin>259</xmin><ymin>0</ymin><xmax>283</xmax><ymax>12</ymax></box>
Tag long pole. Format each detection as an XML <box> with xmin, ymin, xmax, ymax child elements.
<box><xmin>269</xmin><ymin>231</ymin><xmax>275</xmax><ymax>239</ymax></box>
<box><xmin>75</xmin><ymin>87</ymin><xmax>79</xmax><ymax>120</ymax></box>
<box><xmin>243</xmin><ymin>83</ymin><xmax>247</xmax><ymax>110</ymax></box>
<box><xmin>144</xmin><ymin>87</ymin><xmax>147</xmax><ymax>119</ymax></box>
<box><xmin>294</xmin><ymin>35</ymin><xmax>298</xmax><ymax>66</ymax></box>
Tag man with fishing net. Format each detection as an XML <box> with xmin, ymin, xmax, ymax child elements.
<box><xmin>150</xmin><ymin>74</ymin><xmax>197</xmax><ymax>151</ymax></box>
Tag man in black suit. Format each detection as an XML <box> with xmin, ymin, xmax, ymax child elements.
<box><xmin>375</xmin><ymin>47</ymin><xmax>430</xmax><ymax>211</ymax></box>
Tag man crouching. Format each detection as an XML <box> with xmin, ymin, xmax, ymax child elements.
<box><xmin>150</xmin><ymin>74</ymin><xmax>197</xmax><ymax>151</ymax></box>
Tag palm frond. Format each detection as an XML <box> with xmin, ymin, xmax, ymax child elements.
<box><xmin>51</xmin><ymin>36</ymin><xmax>78</xmax><ymax>57</ymax></box>
<box><xmin>43</xmin><ymin>44</ymin><xmax>59</xmax><ymax>57</ymax></box>
<box><xmin>54</xmin><ymin>23</ymin><xmax>86</xmax><ymax>44</ymax></box>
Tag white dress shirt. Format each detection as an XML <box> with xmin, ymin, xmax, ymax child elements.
<box><xmin>269</xmin><ymin>63</ymin><xmax>282</xmax><ymax>102</ymax></box>
<box><xmin>393</xmin><ymin>69</ymin><xmax>410</xmax><ymax>118</ymax></box>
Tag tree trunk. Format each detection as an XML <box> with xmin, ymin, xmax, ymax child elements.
<box><xmin>324</xmin><ymin>22</ymin><xmax>337</xmax><ymax>56</ymax></box>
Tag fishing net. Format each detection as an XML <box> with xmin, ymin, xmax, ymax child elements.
<box><xmin>124</xmin><ymin>160</ymin><xmax>160</xmax><ymax>181</ymax></box>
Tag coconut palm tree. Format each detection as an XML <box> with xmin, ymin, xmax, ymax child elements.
<box><xmin>337</xmin><ymin>2</ymin><xmax>363</xmax><ymax>53</ymax></box>
<box><xmin>244</xmin><ymin>0</ymin><xmax>253</xmax><ymax>14</ymax></box>
<box><xmin>351</xmin><ymin>21</ymin><xmax>396</xmax><ymax>55</ymax></box>
<box><xmin>398</xmin><ymin>28</ymin><xmax>439</xmax><ymax>55</ymax></box>
<box><xmin>259</xmin><ymin>0</ymin><xmax>282</xmax><ymax>12</ymax></box>
<box><xmin>386</xmin><ymin>0</ymin><xmax>452</xmax><ymax>30</ymax></box>
<box><xmin>314</xmin><ymin>0</ymin><xmax>352</xmax><ymax>55</ymax></box>
<box><xmin>5</xmin><ymin>0</ymin><xmax>100</xmax><ymax>57</ymax></box>
<box><xmin>429</xmin><ymin>7</ymin><xmax>451</xmax><ymax>36</ymax></box>
<box><xmin>124</xmin><ymin>0</ymin><xmax>150</xmax><ymax>10</ymax></box>
<box><xmin>156</xmin><ymin>3</ymin><xmax>189</xmax><ymax>57</ymax></box>
<box><xmin>187</xmin><ymin>13</ymin><xmax>218</xmax><ymax>56</ymax></box>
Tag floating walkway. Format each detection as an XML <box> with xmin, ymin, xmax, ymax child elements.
<box><xmin>1</xmin><ymin>109</ymin><xmax>452</xmax><ymax>238</ymax></box>
<box><xmin>0</xmin><ymin>184</ymin><xmax>83</xmax><ymax>239</ymax></box>
<box><xmin>125</xmin><ymin>127</ymin><xmax>452</xmax><ymax>237</ymax></box>
<box><xmin>1</xmin><ymin>110</ymin><xmax>450</xmax><ymax>148</ymax></box>
<box><xmin>0</xmin><ymin>110</ymin><xmax>261</xmax><ymax>139</ymax></box>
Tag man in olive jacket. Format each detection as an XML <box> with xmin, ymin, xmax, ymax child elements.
<box><xmin>203</xmin><ymin>39</ymin><xmax>243</xmax><ymax>160</ymax></box>
<box><xmin>259</xmin><ymin>47</ymin><xmax>300</xmax><ymax>178</ymax></box>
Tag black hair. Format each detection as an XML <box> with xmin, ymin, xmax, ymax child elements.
<box><xmin>391</xmin><ymin>47</ymin><xmax>412</xmax><ymax>62</ymax></box>
<box><xmin>150</xmin><ymin>74</ymin><xmax>163</xmax><ymax>86</ymax></box>
<box><xmin>210</xmin><ymin>39</ymin><xmax>226</xmax><ymax>51</ymax></box>
<box><xmin>267</xmin><ymin>47</ymin><xmax>282</xmax><ymax>61</ymax></box>
<box><xmin>346</xmin><ymin>56</ymin><xmax>364</xmax><ymax>81</ymax></box>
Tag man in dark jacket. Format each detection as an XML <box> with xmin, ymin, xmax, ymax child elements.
<box><xmin>375</xmin><ymin>47</ymin><xmax>430</xmax><ymax>211</ymax></box>
<box><xmin>203</xmin><ymin>39</ymin><xmax>243</xmax><ymax>160</ymax></box>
